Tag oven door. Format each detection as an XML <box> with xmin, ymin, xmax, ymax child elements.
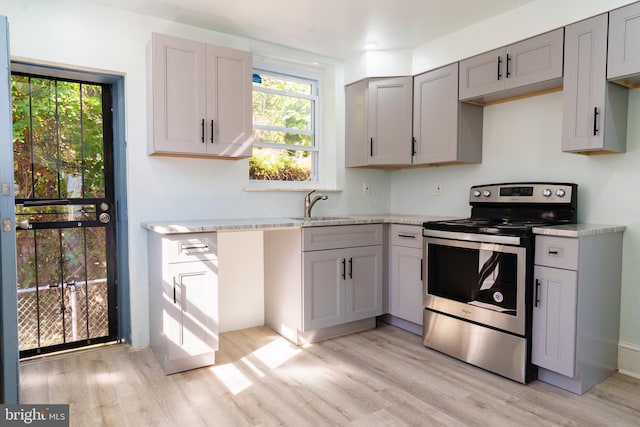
<box><xmin>423</xmin><ymin>236</ymin><xmax>527</xmax><ymax>336</ymax></box>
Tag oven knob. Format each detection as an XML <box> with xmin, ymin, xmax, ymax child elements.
<box><xmin>542</xmin><ymin>189</ymin><xmax>552</xmax><ymax>197</ymax></box>
<box><xmin>482</xmin><ymin>190</ymin><xmax>491</xmax><ymax>197</ymax></box>
<box><xmin>556</xmin><ymin>188</ymin><xmax>566</xmax><ymax>197</ymax></box>
<box><xmin>473</xmin><ymin>190</ymin><xmax>481</xmax><ymax>198</ymax></box>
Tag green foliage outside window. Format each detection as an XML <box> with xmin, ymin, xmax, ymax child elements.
<box><xmin>251</xmin><ymin>72</ymin><xmax>316</xmax><ymax>182</ymax></box>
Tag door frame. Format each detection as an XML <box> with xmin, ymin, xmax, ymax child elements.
<box><xmin>1</xmin><ymin>15</ymin><xmax>19</xmax><ymax>404</ymax></box>
<box><xmin>1</xmin><ymin>58</ymin><xmax>129</xmax><ymax>401</ymax></box>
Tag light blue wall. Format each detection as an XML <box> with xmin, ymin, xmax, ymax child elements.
<box><xmin>0</xmin><ymin>0</ymin><xmax>638</xmax><ymax>360</ymax></box>
<box><xmin>390</xmin><ymin>90</ymin><xmax>640</xmax><ymax>347</ymax></box>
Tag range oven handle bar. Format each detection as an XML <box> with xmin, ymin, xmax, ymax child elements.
<box><xmin>422</xmin><ymin>228</ymin><xmax>522</xmax><ymax>246</ymax></box>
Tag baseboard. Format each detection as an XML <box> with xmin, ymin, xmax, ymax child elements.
<box><xmin>618</xmin><ymin>341</ymin><xmax>640</xmax><ymax>379</ymax></box>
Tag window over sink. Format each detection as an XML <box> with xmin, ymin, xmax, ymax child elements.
<box><xmin>250</xmin><ymin>64</ymin><xmax>319</xmax><ymax>183</ymax></box>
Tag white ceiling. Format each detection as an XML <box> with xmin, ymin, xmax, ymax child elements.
<box><xmin>87</xmin><ymin>0</ymin><xmax>536</xmax><ymax>59</ymax></box>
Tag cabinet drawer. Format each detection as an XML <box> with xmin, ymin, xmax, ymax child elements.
<box><xmin>303</xmin><ymin>224</ymin><xmax>383</xmax><ymax>251</ymax></box>
<box><xmin>390</xmin><ymin>224</ymin><xmax>423</xmax><ymax>249</ymax></box>
<box><xmin>164</xmin><ymin>233</ymin><xmax>218</xmax><ymax>263</ymax></box>
<box><xmin>535</xmin><ymin>236</ymin><xmax>578</xmax><ymax>270</ymax></box>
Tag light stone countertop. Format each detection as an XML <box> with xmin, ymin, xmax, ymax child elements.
<box><xmin>142</xmin><ymin>216</ymin><xmax>625</xmax><ymax>237</ymax></box>
<box><xmin>532</xmin><ymin>224</ymin><xmax>626</xmax><ymax>238</ymax></box>
<box><xmin>141</xmin><ymin>214</ymin><xmax>458</xmax><ymax>235</ymax></box>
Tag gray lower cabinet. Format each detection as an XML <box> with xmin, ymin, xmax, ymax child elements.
<box><xmin>413</xmin><ymin>63</ymin><xmax>482</xmax><ymax>165</ymax></box>
<box><xmin>303</xmin><ymin>244</ymin><xmax>383</xmax><ymax>330</ymax></box>
<box><xmin>532</xmin><ymin>232</ymin><xmax>623</xmax><ymax>394</ymax></box>
<box><xmin>148</xmin><ymin>232</ymin><xmax>219</xmax><ymax>374</ymax></box>
<box><xmin>608</xmin><ymin>1</ymin><xmax>640</xmax><ymax>87</ymax></box>
<box><xmin>388</xmin><ymin>225</ymin><xmax>423</xmax><ymax>327</ymax></box>
<box><xmin>562</xmin><ymin>14</ymin><xmax>628</xmax><ymax>154</ymax></box>
<box><xmin>264</xmin><ymin>224</ymin><xmax>383</xmax><ymax>344</ymax></box>
<box><xmin>459</xmin><ymin>28</ymin><xmax>563</xmax><ymax>104</ymax></box>
<box><xmin>345</xmin><ymin>77</ymin><xmax>413</xmax><ymax>167</ymax></box>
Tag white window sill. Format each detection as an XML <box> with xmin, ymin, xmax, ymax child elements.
<box><xmin>243</xmin><ymin>183</ymin><xmax>341</xmax><ymax>193</ymax></box>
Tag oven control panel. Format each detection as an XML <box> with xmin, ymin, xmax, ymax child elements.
<box><xmin>470</xmin><ymin>183</ymin><xmax>576</xmax><ymax>204</ymax></box>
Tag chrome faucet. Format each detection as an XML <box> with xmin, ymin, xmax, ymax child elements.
<box><xmin>304</xmin><ymin>190</ymin><xmax>328</xmax><ymax>218</ymax></box>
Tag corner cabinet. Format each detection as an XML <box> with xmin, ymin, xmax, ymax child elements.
<box><xmin>562</xmin><ymin>14</ymin><xmax>628</xmax><ymax>154</ymax></box>
<box><xmin>345</xmin><ymin>77</ymin><xmax>413</xmax><ymax>167</ymax></box>
<box><xmin>532</xmin><ymin>231</ymin><xmax>624</xmax><ymax>394</ymax></box>
<box><xmin>459</xmin><ymin>28</ymin><xmax>564</xmax><ymax>104</ymax></box>
<box><xmin>413</xmin><ymin>63</ymin><xmax>482</xmax><ymax>165</ymax></box>
<box><xmin>608</xmin><ymin>1</ymin><xmax>640</xmax><ymax>87</ymax></box>
<box><xmin>148</xmin><ymin>33</ymin><xmax>252</xmax><ymax>158</ymax></box>
<box><xmin>148</xmin><ymin>232</ymin><xmax>219</xmax><ymax>374</ymax></box>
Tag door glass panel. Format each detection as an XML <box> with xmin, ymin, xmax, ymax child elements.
<box><xmin>81</xmin><ymin>83</ymin><xmax>106</xmax><ymax>198</ymax></box>
<box><xmin>85</xmin><ymin>227</ymin><xmax>109</xmax><ymax>339</ymax></box>
<box><xmin>15</xmin><ymin>204</ymin><xmax>97</xmax><ymax>222</ymax></box>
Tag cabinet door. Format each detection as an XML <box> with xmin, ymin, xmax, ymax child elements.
<box><xmin>505</xmin><ymin>29</ymin><xmax>564</xmax><ymax>90</ymax></box>
<box><xmin>532</xmin><ymin>265</ymin><xmax>578</xmax><ymax>377</ymax></box>
<box><xmin>413</xmin><ymin>64</ymin><xmax>459</xmax><ymax>164</ymax></box>
<box><xmin>608</xmin><ymin>1</ymin><xmax>640</xmax><ymax>82</ymax></box>
<box><xmin>459</xmin><ymin>47</ymin><xmax>505</xmax><ymax>100</ymax></box>
<box><xmin>345</xmin><ymin>80</ymin><xmax>368</xmax><ymax>167</ymax></box>
<box><xmin>167</xmin><ymin>261</ymin><xmax>219</xmax><ymax>361</ymax></box>
<box><xmin>389</xmin><ymin>245</ymin><xmax>423</xmax><ymax>325</ymax></box>
<box><xmin>345</xmin><ymin>245</ymin><xmax>383</xmax><ymax>322</ymax></box>
<box><xmin>150</xmin><ymin>33</ymin><xmax>207</xmax><ymax>155</ymax></box>
<box><xmin>303</xmin><ymin>249</ymin><xmax>345</xmax><ymax>330</ymax></box>
<box><xmin>206</xmin><ymin>44</ymin><xmax>252</xmax><ymax>157</ymax></box>
<box><xmin>367</xmin><ymin>77</ymin><xmax>413</xmax><ymax>165</ymax></box>
<box><xmin>562</xmin><ymin>14</ymin><xmax>608</xmax><ymax>152</ymax></box>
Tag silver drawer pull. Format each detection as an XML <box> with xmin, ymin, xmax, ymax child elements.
<box><xmin>180</xmin><ymin>243</ymin><xmax>209</xmax><ymax>254</ymax></box>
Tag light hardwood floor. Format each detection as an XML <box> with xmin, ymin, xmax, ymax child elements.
<box><xmin>20</xmin><ymin>323</ymin><xmax>640</xmax><ymax>426</ymax></box>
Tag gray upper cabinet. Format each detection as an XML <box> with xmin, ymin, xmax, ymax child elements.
<box><xmin>345</xmin><ymin>79</ymin><xmax>368</xmax><ymax>167</ymax></box>
<box><xmin>608</xmin><ymin>1</ymin><xmax>640</xmax><ymax>87</ymax></box>
<box><xmin>149</xmin><ymin>33</ymin><xmax>252</xmax><ymax>158</ymax></box>
<box><xmin>459</xmin><ymin>29</ymin><xmax>564</xmax><ymax>104</ymax></box>
<box><xmin>562</xmin><ymin>14</ymin><xmax>628</xmax><ymax>154</ymax></box>
<box><xmin>345</xmin><ymin>77</ymin><xmax>413</xmax><ymax>167</ymax></box>
<box><xmin>413</xmin><ymin>63</ymin><xmax>482</xmax><ymax>165</ymax></box>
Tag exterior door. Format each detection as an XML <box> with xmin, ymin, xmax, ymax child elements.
<box><xmin>12</xmin><ymin>73</ymin><xmax>118</xmax><ymax>357</ymax></box>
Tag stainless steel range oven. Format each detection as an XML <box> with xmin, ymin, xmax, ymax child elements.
<box><xmin>422</xmin><ymin>182</ymin><xmax>577</xmax><ymax>383</ymax></box>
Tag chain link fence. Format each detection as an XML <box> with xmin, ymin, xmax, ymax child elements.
<box><xmin>18</xmin><ymin>279</ymin><xmax>109</xmax><ymax>352</ymax></box>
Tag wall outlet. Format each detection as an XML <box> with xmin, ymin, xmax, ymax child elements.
<box><xmin>362</xmin><ymin>182</ymin><xmax>371</xmax><ymax>195</ymax></box>
<box><xmin>435</xmin><ymin>182</ymin><xmax>443</xmax><ymax>195</ymax></box>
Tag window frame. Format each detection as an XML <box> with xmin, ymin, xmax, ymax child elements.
<box><xmin>250</xmin><ymin>63</ymin><xmax>321</xmax><ymax>184</ymax></box>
